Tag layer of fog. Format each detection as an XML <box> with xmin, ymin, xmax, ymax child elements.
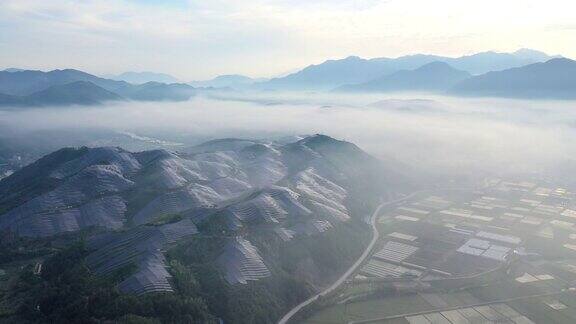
<box><xmin>1</xmin><ymin>92</ymin><xmax>576</xmax><ymax>178</ymax></box>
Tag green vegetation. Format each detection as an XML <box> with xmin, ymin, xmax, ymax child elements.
<box><xmin>167</xmin><ymin>235</ymin><xmax>313</xmax><ymax>324</ymax></box>
<box><xmin>122</xmin><ymin>187</ymin><xmax>165</xmax><ymax>225</ymax></box>
<box><xmin>146</xmin><ymin>213</ymin><xmax>183</xmax><ymax>226</ymax></box>
<box><xmin>278</xmin><ymin>220</ymin><xmax>369</xmax><ymax>273</ymax></box>
<box><xmin>0</xmin><ymin>237</ymin><xmax>57</xmax><ymax>265</ymax></box>
<box><xmin>163</xmin><ymin>217</ymin><xmax>371</xmax><ymax>324</ymax></box>
<box><xmin>1</xmin><ymin>218</ymin><xmax>369</xmax><ymax>324</ymax></box>
<box><xmin>4</xmin><ymin>242</ymin><xmax>217</xmax><ymax>324</ymax></box>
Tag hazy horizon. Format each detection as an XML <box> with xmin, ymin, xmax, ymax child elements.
<box><xmin>1</xmin><ymin>0</ymin><xmax>575</xmax><ymax>79</ymax></box>
<box><xmin>1</xmin><ymin>47</ymin><xmax>569</xmax><ymax>82</ymax></box>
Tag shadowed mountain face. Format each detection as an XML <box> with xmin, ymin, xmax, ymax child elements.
<box><xmin>0</xmin><ymin>69</ymin><xmax>196</xmax><ymax>107</ymax></box>
<box><xmin>337</xmin><ymin>62</ymin><xmax>471</xmax><ymax>93</ymax></box>
<box><xmin>0</xmin><ymin>81</ymin><xmax>123</xmax><ymax>107</ymax></box>
<box><xmin>0</xmin><ymin>69</ymin><xmax>128</xmax><ymax>96</ymax></box>
<box><xmin>0</xmin><ymin>93</ymin><xmax>24</xmax><ymax>106</ymax></box>
<box><xmin>119</xmin><ymin>82</ymin><xmax>196</xmax><ymax>102</ymax></box>
<box><xmin>0</xmin><ymin>135</ymin><xmax>413</xmax><ymax>322</ymax></box>
<box><xmin>450</xmin><ymin>58</ymin><xmax>576</xmax><ymax>99</ymax></box>
<box><xmin>26</xmin><ymin>81</ymin><xmax>124</xmax><ymax>106</ymax></box>
<box><xmin>257</xmin><ymin>49</ymin><xmax>556</xmax><ymax>91</ymax></box>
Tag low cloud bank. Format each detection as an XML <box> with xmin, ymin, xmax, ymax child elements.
<box><xmin>1</xmin><ymin>92</ymin><xmax>575</xmax><ymax>177</ymax></box>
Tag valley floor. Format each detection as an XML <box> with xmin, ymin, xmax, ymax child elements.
<box><xmin>301</xmin><ymin>178</ymin><xmax>576</xmax><ymax>324</ymax></box>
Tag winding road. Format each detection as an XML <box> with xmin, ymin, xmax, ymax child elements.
<box><xmin>277</xmin><ymin>192</ymin><xmax>420</xmax><ymax>324</ymax></box>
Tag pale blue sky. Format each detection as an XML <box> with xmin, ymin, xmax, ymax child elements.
<box><xmin>0</xmin><ymin>0</ymin><xmax>574</xmax><ymax>80</ymax></box>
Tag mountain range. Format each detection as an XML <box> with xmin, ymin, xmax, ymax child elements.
<box><xmin>2</xmin><ymin>49</ymin><xmax>574</xmax><ymax>105</ymax></box>
<box><xmin>449</xmin><ymin>57</ymin><xmax>576</xmax><ymax>99</ymax></box>
<box><xmin>336</xmin><ymin>57</ymin><xmax>576</xmax><ymax>99</ymax></box>
<box><xmin>337</xmin><ymin>61</ymin><xmax>471</xmax><ymax>93</ymax></box>
<box><xmin>0</xmin><ymin>69</ymin><xmax>196</xmax><ymax>107</ymax></box>
<box><xmin>257</xmin><ymin>49</ymin><xmax>558</xmax><ymax>91</ymax></box>
<box><xmin>0</xmin><ymin>134</ymin><xmax>413</xmax><ymax>323</ymax></box>
<box><xmin>104</xmin><ymin>71</ymin><xmax>181</xmax><ymax>84</ymax></box>
<box><xmin>189</xmin><ymin>74</ymin><xmax>265</xmax><ymax>89</ymax></box>
<box><xmin>0</xmin><ymin>81</ymin><xmax>123</xmax><ymax>106</ymax></box>
<box><xmin>2</xmin><ymin>68</ymin><xmax>25</xmax><ymax>73</ymax></box>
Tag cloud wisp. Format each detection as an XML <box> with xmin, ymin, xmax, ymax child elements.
<box><xmin>1</xmin><ymin>93</ymin><xmax>575</xmax><ymax>178</ymax></box>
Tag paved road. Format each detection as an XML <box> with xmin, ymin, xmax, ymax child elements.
<box><xmin>277</xmin><ymin>193</ymin><xmax>419</xmax><ymax>324</ymax></box>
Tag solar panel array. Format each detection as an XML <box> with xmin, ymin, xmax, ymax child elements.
<box><xmin>362</xmin><ymin>259</ymin><xmax>421</xmax><ymax>278</ymax></box>
<box><xmin>291</xmin><ymin>219</ymin><xmax>333</xmax><ymax>236</ymax></box>
<box><xmin>218</xmin><ymin>237</ymin><xmax>271</xmax><ymax>285</ymax></box>
<box><xmin>0</xmin><ymin>137</ymin><xmax>379</xmax><ymax>294</ymax></box>
<box><xmin>227</xmin><ymin>187</ymin><xmax>312</xmax><ymax>228</ymax></box>
<box><xmin>51</xmin><ymin>147</ymin><xmax>141</xmax><ymax>179</ymax></box>
<box><xmin>134</xmin><ymin>183</ymin><xmax>222</xmax><ymax>225</ymax></box>
<box><xmin>373</xmin><ymin>241</ymin><xmax>419</xmax><ymax>263</ymax></box>
<box><xmin>244</xmin><ymin>157</ymin><xmax>287</xmax><ymax>188</ymax></box>
<box><xmin>0</xmin><ymin>148</ymin><xmax>140</xmax><ymax>237</ymax></box>
<box><xmin>476</xmin><ymin>231</ymin><xmax>521</xmax><ymax>245</ymax></box>
<box><xmin>0</xmin><ymin>163</ymin><xmax>130</xmax><ymax>236</ymax></box>
<box><xmin>86</xmin><ymin>218</ymin><xmax>198</xmax><ymax>295</ymax></box>
<box><xmin>457</xmin><ymin>238</ymin><xmax>510</xmax><ymax>261</ymax></box>
<box><xmin>274</xmin><ymin>227</ymin><xmax>296</xmax><ymax>241</ymax></box>
<box><xmin>293</xmin><ymin>168</ymin><xmax>349</xmax><ymax>219</ymax></box>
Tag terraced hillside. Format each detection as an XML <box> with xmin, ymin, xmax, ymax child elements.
<box><xmin>0</xmin><ymin>134</ymin><xmax>412</xmax><ymax>323</ymax></box>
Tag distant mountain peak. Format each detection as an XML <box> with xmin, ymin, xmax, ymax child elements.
<box><xmin>49</xmin><ymin>68</ymin><xmax>90</xmax><ymax>75</ymax></box>
<box><xmin>189</xmin><ymin>74</ymin><xmax>257</xmax><ymax>89</ymax></box>
<box><xmin>258</xmin><ymin>49</ymin><xmax>557</xmax><ymax>90</ymax></box>
<box><xmin>2</xmin><ymin>68</ymin><xmax>25</xmax><ymax>73</ymax></box>
<box><xmin>27</xmin><ymin>80</ymin><xmax>123</xmax><ymax>106</ymax></box>
<box><xmin>298</xmin><ymin>134</ymin><xmax>339</xmax><ymax>145</ymax></box>
<box><xmin>416</xmin><ymin>61</ymin><xmax>456</xmax><ymax>71</ymax></box>
<box><xmin>213</xmin><ymin>74</ymin><xmax>253</xmax><ymax>81</ymax></box>
<box><xmin>296</xmin><ymin>134</ymin><xmax>359</xmax><ymax>152</ymax></box>
<box><xmin>107</xmin><ymin>71</ymin><xmax>180</xmax><ymax>85</ymax></box>
<box><xmin>546</xmin><ymin>57</ymin><xmax>574</xmax><ymax>64</ymax></box>
<box><xmin>343</xmin><ymin>55</ymin><xmax>362</xmax><ymax>61</ymax></box>
<box><xmin>514</xmin><ymin>48</ymin><xmax>545</xmax><ymax>55</ymax></box>
<box><xmin>450</xmin><ymin>56</ymin><xmax>576</xmax><ymax>99</ymax></box>
<box><xmin>513</xmin><ymin>48</ymin><xmax>555</xmax><ymax>60</ymax></box>
<box><xmin>336</xmin><ymin>60</ymin><xmax>470</xmax><ymax>93</ymax></box>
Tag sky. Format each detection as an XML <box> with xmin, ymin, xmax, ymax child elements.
<box><xmin>0</xmin><ymin>0</ymin><xmax>575</xmax><ymax>80</ymax></box>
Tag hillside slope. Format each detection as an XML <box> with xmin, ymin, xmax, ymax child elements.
<box><xmin>0</xmin><ymin>135</ymin><xmax>414</xmax><ymax>323</ymax></box>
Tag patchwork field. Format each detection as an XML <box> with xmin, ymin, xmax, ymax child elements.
<box><xmin>303</xmin><ymin>178</ymin><xmax>576</xmax><ymax>324</ymax></box>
